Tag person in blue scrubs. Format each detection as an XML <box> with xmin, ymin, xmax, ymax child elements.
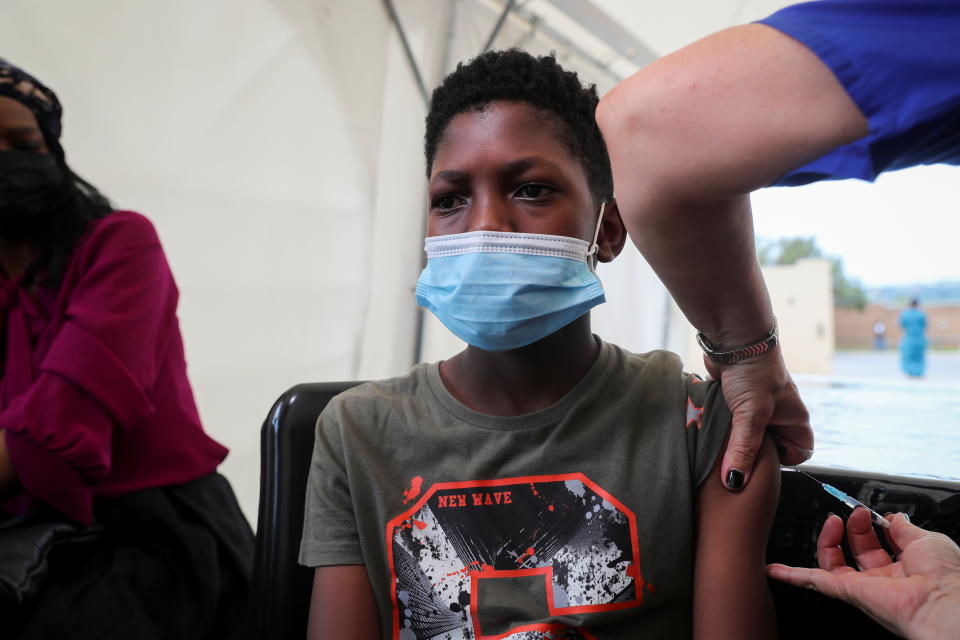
<box><xmin>899</xmin><ymin>298</ymin><xmax>927</xmax><ymax>377</ymax></box>
<box><xmin>596</xmin><ymin>0</ymin><xmax>960</xmax><ymax>635</ymax></box>
<box><xmin>598</xmin><ymin>0</ymin><xmax>960</xmax><ymax>489</ymax></box>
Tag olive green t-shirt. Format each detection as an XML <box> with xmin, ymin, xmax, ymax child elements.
<box><xmin>300</xmin><ymin>340</ymin><xmax>731</xmax><ymax>639</ymax></box>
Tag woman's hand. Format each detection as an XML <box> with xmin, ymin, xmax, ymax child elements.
<box><xmin>768</xmin><ymin>510</ymin><xmax>960</xmax><ymax>640</ymax></box>
<box><xmin>706</xmin><ymin>348</ymin><xmax>812</xmax><ymax>489</ymax></box>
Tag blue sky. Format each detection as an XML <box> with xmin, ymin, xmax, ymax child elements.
<box><xmin>752</xmin><ymin>164</ymin><xmax>960</xmax><ymax>287</ymax></box>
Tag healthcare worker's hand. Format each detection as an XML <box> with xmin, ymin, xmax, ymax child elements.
<box><xmin>768</xmin><ymin>510</ymin><xmax>960</xmax><ymax>640</ymax></box>
<box><xmin>706</xmin><ymin>348</ymin><xmax>812</xmax><ymax>489</ymax></box>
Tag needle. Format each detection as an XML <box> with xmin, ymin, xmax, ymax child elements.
<box><xmin>795</xmin><ymin>468</ymin><xmax>891</xmax><ymax>529</ymax></box>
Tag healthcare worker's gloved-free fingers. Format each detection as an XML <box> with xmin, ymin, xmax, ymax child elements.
<box><xmin>712</xmin><ymin>350</ymin><xmax>812</xmax><ymax>490</ymax></box>
<box><xmin>844</xmin><ymin>507</ymin><xmax>895</xmax><ymax>571</ymax></box>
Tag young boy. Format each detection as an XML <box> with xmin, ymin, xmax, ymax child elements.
<box><xmin>300</xmin><ymin>50</ymin><xmax>779</xmax><ymax>640</ymax></box>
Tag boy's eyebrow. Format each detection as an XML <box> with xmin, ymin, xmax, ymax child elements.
<box><xmin>431</xmin><ymin>156</ymin><xmax>563</xmax><ymax>185</ymax></box>
<box><xmin>431</xmin><ymin>169</ymin><xmax>469</xmax><ymax>185</ymax></box>
<box><xmin>499</xmin><ymin>156</ymin><xmax>561</xmax><ymax>176</ymax></box>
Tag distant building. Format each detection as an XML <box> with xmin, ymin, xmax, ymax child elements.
<box><xmin>764</xmin><ymin>259</ymin><xmax>834</xmax><ymax>374</ymax></box>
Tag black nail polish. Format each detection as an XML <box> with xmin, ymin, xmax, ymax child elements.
<box><xmin>726</xmin><ymin>469</ymin><xmax>744</xmax><ymax>490</ymax></box>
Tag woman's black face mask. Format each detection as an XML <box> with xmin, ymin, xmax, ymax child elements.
<box><xmin>0</xmin><ymin>151</ymin><xmax>64</xmax><ymax>240</ymax></box>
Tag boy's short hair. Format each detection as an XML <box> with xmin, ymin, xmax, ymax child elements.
<box><xmin>424</xmin><ymin>49</ymin><xmax>614</xmax><ymax>202</ymax></box>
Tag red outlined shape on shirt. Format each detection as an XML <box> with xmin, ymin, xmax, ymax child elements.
<box><xmin>470</xmin><ymin>568</ymin><xmax>603</xmax><ymax>639</ymax></box>
<box><xmin>386</xmin><ymin>472</ymin><xmax>642</xmax><ymax>640</ymax></box>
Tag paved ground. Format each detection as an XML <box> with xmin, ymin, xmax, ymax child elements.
<box><xmin>832</xmin><ymin>349</ymin><xmax>960</xmax><ymax>381</ymax></box>
<box><xmin>797</xmin><ymin>350</ymin><xmax>960</xmax><ymax>480</ymax></box>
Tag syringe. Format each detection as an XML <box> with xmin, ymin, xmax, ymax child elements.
<box><xmin>796</xmin><ymin>468</ymin><xmax>891</xmax><ymax>529</ymax></box>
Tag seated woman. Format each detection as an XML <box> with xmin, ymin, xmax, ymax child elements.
<box><xmin>0</xmin><ymin>58</ymin><xmax>252</xmax><ymax>639</ymax></box>
<box><xmin>299</xmin><ymin>50</ymin><xmax>779</xmax><ymax>639</ymax></box>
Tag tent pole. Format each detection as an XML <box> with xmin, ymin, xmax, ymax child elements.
<box><xmin>482</xmin><ymin>0</ymin><xmax>517</xmax><ymax>52</ymax></box>
<box><xmin>487</xmin><ymin>0</ymin><xmax>626</xmax><ymax>84</ymax></box>
<box><xmin>411</xmin><ymin>0</ymin><xmax>461</xmax><ymax>367</ymax></box>
<box><xmin>381</xmin><ymin>0</ymin><xmax>430</xmax><ymax>105</ymax></box>
<box><xmin>440</xmin><ymin>0</ymin><xmax>460</xmax><ymax>76</ymax></box>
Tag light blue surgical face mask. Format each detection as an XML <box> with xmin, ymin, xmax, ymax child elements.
<box><xmin>415</xmin><ymin>204</ymin><xmax>608</xmax><ymax>352</ymax></box>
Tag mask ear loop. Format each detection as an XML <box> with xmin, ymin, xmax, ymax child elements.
<box><xmin>586</xmin><ymin>201</ymin><xmax>607</xmax><ymax>273</ymax></box>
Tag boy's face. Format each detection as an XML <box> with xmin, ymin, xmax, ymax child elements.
<box><xmin>427</xmin><ymin>101</ymin><xmax>599</xmax><ymax>244</ymax></box>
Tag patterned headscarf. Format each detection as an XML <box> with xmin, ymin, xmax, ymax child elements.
<box><xmin>0</xmin><ymin>57</ymin><xmax>63</xmax><ymax>145</ymax></box>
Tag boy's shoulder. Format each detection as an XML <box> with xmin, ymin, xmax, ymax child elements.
<box><xmin>324</xmin><ymin>363</ymin><xmax>433</xmax><ymax>417</ymax></box>
<box><xmin>608</xmin><ymin>342</ymin><xmax>681</xmax><ymax>370</ymax></box>
<box><xmin>604</xmin><ymin>341</ymin><xmax>718</xmax><ymax>405</ymax></box>
<box><xmin>323</xmin><ymin>343</ymin><xmax>716</xmax><ymax>422</ymax></box>
<box><xmin>606</xmin><ymin>341</ymin><xmax>696</xmax><ymax>381</ymax></box>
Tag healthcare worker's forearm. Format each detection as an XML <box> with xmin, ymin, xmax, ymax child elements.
<box><xmin>624</xmin><ymin>191</ymin><xmax>773</xmax><ymax>347</ymax></box>
<box><xmin>669</xmin><ymin>196</ymin><xmax>772</xmax><ymax>347</ymax></box>
<box><xmin>596</xmin><ymin>24</ymin><xmax>867</xmax><ymax>343</ymax></box>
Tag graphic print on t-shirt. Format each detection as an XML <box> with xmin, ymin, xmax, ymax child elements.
<box><xmin>387</xmin><ymin>473</ymin><xmax>642</xmax><ymax>640</ymax></box>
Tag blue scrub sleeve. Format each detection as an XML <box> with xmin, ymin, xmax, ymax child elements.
<box><xmin>757</xmin><ymin>0</ymin><xmax>960</xmax><ymax>186</ymax></box>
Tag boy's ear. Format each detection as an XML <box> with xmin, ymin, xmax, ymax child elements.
<box><xmin>596</xmin><ymin>198</ymin><xmax>627</xmax><ymax>263</ymax></box>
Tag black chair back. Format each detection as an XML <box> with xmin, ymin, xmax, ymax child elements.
<box><xmin>250</xmin><ymin>381</ymin><xmax>960</xmax><ymax>640</ymax></box>
<box><xmin>250</xmin><ymin>381</ymin><xmax>364</xmax><ymax>640</ymax></box>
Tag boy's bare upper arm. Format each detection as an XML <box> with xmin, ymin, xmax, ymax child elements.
<box><xmin>693</xmin><ymin>435</ymin><xmax>780</xmax><ymax>640</ymax></box>
<box><xmin>307</xmin><ymin>565</ymin><xmax>379</xmax><ymax>640</ymax></box>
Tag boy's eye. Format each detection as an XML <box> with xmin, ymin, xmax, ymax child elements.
<box><xmin>432</xmin><ymin>195</ymin><xmax>464</xmax><ymax>211</ymax></box>
<box><xmin>515</xmin><ymin>183</ymin><xmax>554</xmax><ymax>199</ymax></box>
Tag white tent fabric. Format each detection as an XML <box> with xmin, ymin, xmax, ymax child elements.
<box><xmin>0</xmin><ymin>0</ymin><xmax>791</xmax><ymax>522</ymax></box>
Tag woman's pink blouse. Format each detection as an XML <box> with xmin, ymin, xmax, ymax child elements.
<box><xmin>0</xmin><ymin>211</ymin><xmax>227</xmax><ymax>525</ymax></box>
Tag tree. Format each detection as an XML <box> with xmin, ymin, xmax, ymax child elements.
<box><xmin>756</xmin><ymin>236</ymin><xmax>867</xmax><ymax>310</ymax></box>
